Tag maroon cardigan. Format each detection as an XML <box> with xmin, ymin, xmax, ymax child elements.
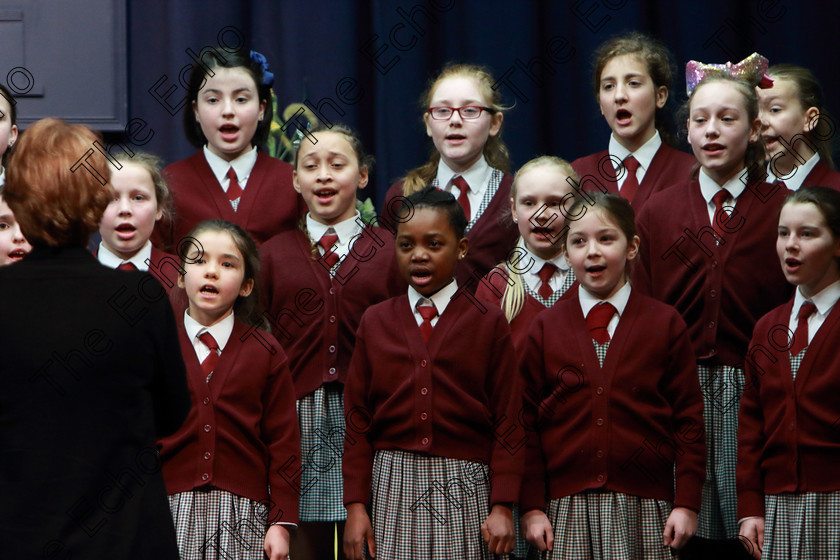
<box><xmin>475</xmin><ymin>264</ymin><xmax>577</xmax><ymax>355</ymax></box>
<box><xmin>571</xmin><ymin>144</ymin><xmax>696</xmax><ymax>211</ymax></box>
<box><xmin>154</xmin><ymin>150</ymin><xmax>303</xmax><ymax>251</ymax></box>
<box><xmin>342</xmin><ymin>293</ymin><xmax>524</xmax><ymax>507</ymax></box>
<box><xmin>738</xmin><ymin>298</ymin><xmax>840</xmax><ymax>519</ymax></box>
<box><xmin>93</xmin><ymin>245</ymin><xmax>181</xmax><ymax>295</ymax></box>
<box><xmin>519</xmin><ymin>289</ymin><xmax>705</xmax><ymax>513</ymax></box>
<box><xmin>158</xmin><ymin>318</ymin><xmax>301</xmax><ymax>524</ymax></box>
<box><xmin>259</xmin><ymin>227</ymin><xmax>405</xmax><ymax>399</ymax></box>
<box><xmin>802</xmin><ymin>159</ymin><xmax>840</xmax><ymax>190</ymax></box>
<box><xmin>378</xmin><ymin>173</ymin><xmax>519</xmax><ymax>292</ymax></box>
<box><xmin>633</xmin><ymin>179</ymin><xmax>792</xmax><ymax>365</ymax></box>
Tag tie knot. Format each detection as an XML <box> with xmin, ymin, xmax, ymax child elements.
<box><xmin>199</xmin><ymin>331</ymin><xmax>219</xmax><ymax>352</ymax></box>
<box><xmin>452</xmin><ymin>175</ymin><xmax>470</xmax><ymax>194</ymax></box>
<box><xmin>587</xmin><ymin>302</ymin><xmax>616</xmax><ymax>344</ymax></box>
<box><xmin>712</xmin><ymin>189</ymin><xmax>731</xmax><ymax>209</ymax></box>
<box><xmin>623</xmin><ymin>156</ymin><xmax>640</xmax><ymax>173</ymax></box>
<box><xmin>226</xmin><ymin>167</ymin><xmax>238</xmax><ymax>182</ymax></box>
<box><xmin>537</xmin><ymin>263</ymin><xmax>557</xmax><ymax>285</ymax></box>
<box><xmin>117</xmin><ymin>262</ymin><xmax>136</xmax><ymax>271</ymax></box>
<box><xmin>798</xmin><ymin>301</ymin><xmax>817</xmax><ymax>321</ymax></box>
<box><xmin>319</xmin><ymin>233</ymin><xmax>339</xmax><ymax>252</ymax></box>
<box><xmin>417</xmin><ymin>303</ymin><xmax>438</xmax><ymax>322</ymax></box>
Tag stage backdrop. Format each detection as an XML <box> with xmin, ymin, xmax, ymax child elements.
<box><xmin>50</xmin><ymin>0</ymin><xmax>840</xmax><ymax>207</ymax></box>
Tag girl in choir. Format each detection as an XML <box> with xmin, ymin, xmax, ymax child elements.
<box><xmin>158</xmin><ymin>219</ymin><xmax>301</xmax><ymax>560</ymax></box>
<box><xmin>0</xmin><ymin>84</ymin><xmax>18</xmax><ymax>186</ymax></box>
<box><xmin>634</xmin><ymin>59</ymin><xmax>792</xmax><ymax>540</ymax></box>
<box><xmin>154</xmin><ymin>47</ymin><xmax>302</xmax><ymax>251</ymax></box>
<box><xmin>378</xmin><ymin>63</ymin><xmax>519</xmax><ymax>291</ymax></box>
<box><xmin>572</xmin><ymin>32</ymin><xmax>695</xmax><ymax>210</ymax></box>
<box><xmin>0</xmin><ymin>85</ymin><xmax>31</xmax><ymax>265</ymax></box>
<box><xmin>759</xmin><ymin>64</ymin><xmax>840</xmax><ymax>190</ymax></box>
<box><xmin>96</xmin><ymin>153</ymin><xmax>180</xmax><ymax>292</ymax></box>
<box><xmin>260</xmin><ymin>123</ymin><xmax>403</xmax><ymax>559</ymax></box>
<box><xmin>344</xmin><ymin>186</ymin><xmax>522</xmax><ymax>559</ymax></box>
<box><xmin>520</xmin><ymin>191</ymin><xmax>704</xmax><ymax>559</ymax></box>
<box><xmin>739</xmin><ymin>186</ymin><xmax>840</xmax><ymax>559</ymax></box>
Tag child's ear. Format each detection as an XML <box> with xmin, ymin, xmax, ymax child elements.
<box><xmin>292</xmin><ymin>170</ymin><xmax>302</xmax><ymax>194</ymax></box>
<box><xmin>488</xmin><ymin>111</ymin><xmax>503</xmax><ymax>138</ymax></box>
<box><xmin>509</xmin><ymin>197</ymin><xmax>517</xmax><ymax>223</ymax></box>
<box><xmin>803</xmin><ymin>106</ymin><xmax>820</xmax><ymax>134</ymax></box>
<box><xmin>748</xmin><ymin>117</ymin><xmax>762</xmax><ymax>144</ymax></box>
<box><xmin>177</xmin><ymin>274</ymin><xmax>185</xmax><ymax>289</ymax></box>
<box><xmin>655</xmin><ymin>85</ymin><xmax>668</xmax><ymax>109</ymax></box>
<box><xmin>626</xmin><ymin>234</ymin><xmax>641</xmax><ymax>261</ymax></box>
<box><xmin>686</xmin><ymin>119</ymin><xmax>692</xmax><ymax>146</ymax></box>
<box><xmin>192</xmin><ymin>100</ymin><xmax>200</xmax><ymax>125</ymax></box>
<box><xmin>9</xmin><ymin>124</ymin><xmax>17</xmax><ymax>146</ymax></box>
<box><xmin>357</xmin><ymin>166</ymin><xmax>369</xmax><ymax>190</ymax></box>
<box><xmin>239</xmin><ymin>277</ymin><xmax>254</xmax><ymax>298</ymax></box>
<box><xmin>258</xmin><ymin>98</ymin><xmax>267</xmax><ymax>123</ymax></box>
<box><xmin>458</xmin><ymin>237</ymin><xmax>469</xmax><ymax>260</ymax></box>
<box><xmin>424</xmin><ymin>112</ymin><xmax>433</xmax><ymax>138</ymax></box>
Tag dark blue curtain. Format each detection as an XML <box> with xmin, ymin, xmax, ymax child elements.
<box><xmin>127</xmin><ymin>0</ymin><xmax>840</xmax><ymax>208</ymax></box>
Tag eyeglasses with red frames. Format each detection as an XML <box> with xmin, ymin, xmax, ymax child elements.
<box><xmin>427</xmin><ymin>106</ymin><xmax>496</xmax><ymax>120</ymax></box>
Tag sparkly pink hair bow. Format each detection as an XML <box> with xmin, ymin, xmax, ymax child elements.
<box><xmin>685</xmin><ymin>52</ymin><xmax>774</xmax><ymax>96</ymax></box>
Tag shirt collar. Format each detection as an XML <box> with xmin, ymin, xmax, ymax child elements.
<box><xmin>517</xmin><ymin>237</ymin><xmax>569</xmax><ymax>274</ymax></box>
<box><xmin>794</xmin><ymin>279</ymin><xmax>840</xmax><ymax>317</ymax></box>
<box><xmin>608</xmin><ymin>130</ymin><xmax>662</xmax><ymax>171</ymax></box>
<box><xmin>203</xmin><ymin>145</ymin><xmax>258</xmax><ymax>185</ymax></box>
<box><xmin>768</xmin><ymin>153</ymin><xmax>821</xmax><ymax>190</ymax></box>
<box><xmin>183</xmin><ymin>308</ymin><xmax>235</xmax><ymax>351</ymax></box>
<box><xmin>97</xmin><ymin>240</ymin><xmax>153</xmax><ymax>271</ymax></box>
<box><xmin>306</xmin><ymin>211</ymin><xmax>363</xmax><ymax>244</ymax></box>
<box><xmin>436</xmin><ymin>155</ymin><xmax>491</xmax><ymax>193</ymax></box>
<box><xmin>578</xmin><ymin>281</ymin><xmax>631</xmax><ymax>319</ymax></box>
<box><xmin>0</xmin><ymin>166</ymin><xmax>5</xmax><ymax>186</ymax></box>
<box><xmin>408</xmin><ymin>280</ymin><xmax>459</xmax><ymax>317</ymax></box>
<box><xmin>698</xmin><ymin>167</ymin><xmax>747</xmax><ymax>204</ymax></box>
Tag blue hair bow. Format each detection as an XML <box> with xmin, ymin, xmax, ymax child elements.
<box><xmin>250</xmin><ymin>50</ymin><xmax>274</xmax><ymax>87</ymax></box>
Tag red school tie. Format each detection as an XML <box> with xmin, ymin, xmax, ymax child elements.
<box><xmin>711</xmin><ymin>189</ymin><xmax>731</xmax><ymax>240</ymax></box>
<box><xmin>198</xmin><ymin>332</ymin><xmax>220</xmax><ymax>381</ymax></box>
<box><xmin>318</xmin><ymin>233</ymin><xmax>340</xmax><ymax>269</ymax></box>
<box><xmin>587</xmin><ymin>302</ymin><xmax>616</xmax><ymax>344</ymax></box>
<box><xmin>620</xmin><ymin>156</ymin><xmax>640</xmax><ymax>203</ymax></box>
<box><xmin>226</xmin><ymin>167</ymin><xmax>243</xmax><ymax>201</ymax></box>
<box><xmin>451</xmin><ymin>176</ymin><xmax>471</xmax><ymax>220</ymax></box>
<box><xmin>117</xmin><ymin>262</ymin><xmax>137</xmax><ymax>271</ymax></box>
<box><xmin>790</xmin><ymin>301</ymin><xmax>817</xmax><ymax>356</ymax></box>
<box><xmin>537</xmin><ymin>263</ymin><xmax>557</xmax><ymax>300</ymax></box>
<box><xmin>417</xmin><ymin>303</ymin><xmax>438</xmax><ymax>343</ymax></box>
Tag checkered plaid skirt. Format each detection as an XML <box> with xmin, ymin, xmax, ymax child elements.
<box><xmin>297</xmin><ymin>383</ymin><xmax>346</xmax><ymax>521</ymax></box>
<box><xmin>696</xmin><ymin>363</ymin><xmax>743</xmax><ymax>539</ymax></box>
<box><xmin>764</xmin><ymin>491</ymin><xmax>840</xmax><ymax>559</ymax></box>
<box><xmin>169</xmin><ymin>488</ymin><xmax>267</xmax><ymax>560</ymax></box>
<box><xmin>370</xmin><ymin>449</ymin><xmax>509</xmax><ymax>560</ymax></box>
<box><xmin>542</xmin><ymin>491</ymin><xmax>675</xmax><ymax>560</ymax></box>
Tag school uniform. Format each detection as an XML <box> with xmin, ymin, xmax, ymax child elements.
<box><xmin>767</xmin><ymin>152</ymin><xmax>840</xmax><ymax>190</ymax></box>
<box><xmin>475</xmin><ymin>240</ymin><xmax>577</xmax><ymax>354</ymax></box>
<box><xmin>260</xmin><ymin>214</ymin><xmax>403</xmax><ymax>522</ymax></box>
<box><xmin>520</xmin><ymin>283</ymin><xmax>705</xmax><ymax>559</ymax></box>
<box><xmin>0</xmin><ymin>245</ymin><xmax>190</xmax><ymax>559</ymax></box>
<box><xmin>96</xmin><ymin>241</ymin><xmax>180</xmax><ymax>292</ymax></box>
<box><xmin>634</xmin><ymin>169</ymin><xmax>792</xmax><ymax>539</ymax></box>
<box><xmin>158</xmin><ymin>311</ymin><xmax>301</xmax><ymax>558</ymax></box>
<box><xmin>738</xmin><ymin>282</ymin><xmax>840</xmax><ymax>558</ymax></box>
<box><xmin>154</xmin><ymin>146</ymin><xmax>303</xmax><ymax>251</ymax></box>
<box><xmin>378</xmin><ymin>156</ymin><xmax>519</xmax><ymax>292</ymax></box>
<box><xmin>571</xmin><ymin>132</ymin><xmax>696</xmax><ymax>211</ymax></box>
<box><xmin>343</xmin><ymin>281</ymin><xmax>523</xmax><ymax>559</ymax></box>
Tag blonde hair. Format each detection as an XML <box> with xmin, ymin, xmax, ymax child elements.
<box><xmin>501</xmin><ymin>156</ymin><xmax>579</xmax><ymax>322</ymax></box>
<box><xmin>402</xmin><ymin>63</ymin><xmax>510</xmax><ymax>194</ymax></box>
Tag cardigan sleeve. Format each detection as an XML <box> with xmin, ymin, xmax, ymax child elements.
<box><xmin>518</xmin><ymin>318</ymin><xmax>549</xmax><ymax>513</ymax></box>
<box><xmin>342</xmin><ymin>312</ymin><xmax>376</xmax><ymax>506</ymax></box>
<box><xmin>737</xmin><ymin>323</ymin><xmax>769</xmax><ymax>519</ymax></box>
<box><xmin>631</xmin><ymin>203</ymin><xmax>654</xmax><ymax>297</ymax></box>
<box><xmin>261</xmin><ymin>343</ymin><xmax>302</xmax><ymax>525</ymax></box>
<box><xmin>660</xmin><ymin>309</ymin><xmax>706</xmax><ymax>511</ymax></box>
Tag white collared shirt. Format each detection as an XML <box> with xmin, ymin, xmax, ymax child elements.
<box><xmin>436</xmin><ymin>155</ymin><xmax>492</xmax><ymax>222</ymax></box>
<box><xmin>0</xmin><ymin>166</ymin><xmax>5</xmax><ymax>187</ymax></box>
<box><xmin>202</xmin><ymin>145</ymin><xmax>258</xmax><ymax>196</ymax></box>
<box><xmin>407</xmin><ymin>280</ymin><xmax>459</xmax><ymax>328</ymax></box>
<box><xmin>98</xmin><ymin>240</ymin><xmax>153</xmax><ymax>271</ymax></box>
<box><xmin>608</xmin><ymin>130</ymin><xmax>662</xmax><ymax>191</ymax></box>
<box><xmin>698</xmin><ymin>168</ymin><xmax>748</xmax><ymax>226</ymax></box>
<box><xmin>578</xmin><ymin>281</ymin><xmax>631</xmax><ymax>338</ymax></box>
<box><xmin>306</xmin><ymin>211</ymin><xmax>364</xmax><ymax>260</ymax></box>
<box><xmin>789</xmin><ymin>280</ymin><xmax>840</xmax><ymax>347</ymax></box>
<box><xmin>183</xmin><ymin>309</ymin><xmax>235</xmax><ymax>363</ymax></box>
<box><xmin>767</xmin><ymin>152</ymin><xmax>821</xmax><ymax>191</ymax></box>
<box><xmin>517</xmin><ymin>238</ymin><xmax>570</xmax><ymax>295</ymax></box>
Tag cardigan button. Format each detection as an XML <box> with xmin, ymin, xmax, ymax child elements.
<box><xmin>203</xmin><ymin>397</ymin><xmax>210</xmax><ymax>405</ymax></box>
<box><xmin>329</xmin><ymin>345</ymin><xmax>336</xmax><ymax>353</ymax></box>
<box><xmin>329</xmin><ymin>288</ymin><xmax>335</xmax><ymax>295</ymax></box>
<box><xmin>596</xmin><ymin>450</ymin><xmax>605</xmax><ymax>458</ymax></box>
<box><xmin>595</xmin><ymin>418</ymin><xmax>604</xmax><ymax>427</ymax></box>
<box><xmin>329</xmin><ymin>315</ymin><xmax>336</xmax><ymax>323</ymax></box>
<box><xmin>204</xmin><ymin>452</ymin><xmax>211</xmax><ymax>460</ymax></box>
<box><xmin>597</xmin><ymin>474</ymin><xmax>605</xmax><ymax>482</ymax></box>
<box><xmin>202</xmin><ymin>473</ymin><xmax>209</xmax><ymax>481</ymax></box>
<box><xmin>710</xmin><ymin>289</ymin><xmax>717</xmax><ymax>298</ymax></box>
<box><xmin>421</xmin><ymin>387</ymin><xmax>428</xmax><ymax>396</ymax></box>
<box><xmin>789</xmin><ymin>422</ymin><xmax>795</xmax><ymax>431</ymax></box>
<box><xmin>420</xmin><ymin>412</ymin><xmax>428</xmax><ymax>420</ymax></box>
<box><xmin>708</xmin><ymin>321</ymin><xmax>715</xmax><ymax>329</ymax></box>
<box><xmin>421</xmin><ymin>437</ymin><xmax>429</xmax><ymax>445</ymax></box>
<box><xmin>420</xmin><ymin>360</ymin><xmax>427</xmax><ymax>367</ymax></box>
<box><xmin>328</xmin><ymin>367</ymin><xmax>336</xmax><ymax>375</ymax></box>
<box><xmin>596</xmin><ymin>386</ymin><xmax>604</xmax><ymax>395</ymax></box>
<box><xmin>204</xmin><ymin>424</ymin><xmax>212</xmax><ymax>432</ymax></box>
<box><xmin>712</xmin><ymin>260</ymin><xmax>719</xmax><ymax>269</ymax></box>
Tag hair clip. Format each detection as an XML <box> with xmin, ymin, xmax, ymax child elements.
<box><xmin>685</xmin><ymin>52</ymin><xmax>773</xmax><ymax>96</ymax></box>
<box><xmin>249</xmin><ymin>50</ymin><xmax>275</xmax><ymax>87</ymax></box>
<box><xmin>292</xmin><ymin>121</ymin><xmax>313</xmax><ymax>151</ymax></box>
